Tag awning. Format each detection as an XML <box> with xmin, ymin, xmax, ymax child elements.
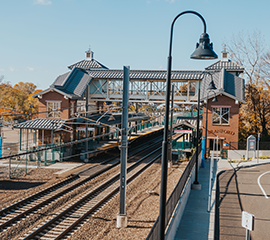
<box><xmin>174</xmin><ymin>118</ymin><xmax>202</xmax><ymax>130</ymax></box>
<box><xmin>76</xmin><ymin>112</ymin><xmax>150</xmax><ymax>127</ymax></box>
<box><xmin>14</xmin><ymin>118</ymin><xmax>68</xmax><ymax>131</ymax></box>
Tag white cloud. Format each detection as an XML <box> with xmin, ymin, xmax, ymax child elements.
<box><xmin>166</xmin><ymin>0</ymin><xmax>175</xmax><ymax>2</ymax></box>
<box><xmin>9</xmin><ymin>67</ymin><xmax>18</xmax><ymax>72</ymax></box>
<box><xmin>0</xmin><ymin>69</ymin><xmax>4</xmax><ymax>71</ymax></box>
<box><xmin>34</xmin><ymin>0</ymin><xmax>52</xmax><ymax>5</ymax></box>
<box><xmin>27</xmin><ymin>67</ymin><xmax>35</xmax><ymax>71</ymax></box>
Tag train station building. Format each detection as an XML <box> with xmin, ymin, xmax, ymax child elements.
<box><xmin>15</xmin><ymin>48</ymin><xmax>245</xmax><ymax>155</ymax></box>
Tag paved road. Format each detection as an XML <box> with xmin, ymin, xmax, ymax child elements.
<box><xmin>215</xmin><ymin>163</ymin><xmax>270</xmax><ymax>240</ymax></box>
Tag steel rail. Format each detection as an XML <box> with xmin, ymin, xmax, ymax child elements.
<box><xmin>0</xmin><ymin>133</ymin><xmax>163</xmax><ymax>233</ymax></box>
<box><xmin>22</xmin><ymin>147</ymin><xmax>162</xmax><ymax>240</ymax></box>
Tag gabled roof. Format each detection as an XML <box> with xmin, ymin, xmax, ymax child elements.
<box><xmin>175</xmin><ymin>118</ymin><xmax>203</xmax><ymax>129</ymax></box>
<box><xmin>77</xmin><ymin>112</ymin><xmax>150</xmax><ymax>127</ymax></box>
<box><xmin>86</xmin><ymin>69</ymin><xmax>203</xmax><ymax>80</ymax></box>
<box><xmin>205</xmin><ymin>59</ymin><xmax>244</xmax><ymax>72</ymax></box>
<box><xmin>14</xmin><ymin>118</ymin><xmax>67</xmax><ymax>130</ymax></box>
<box><xmin>68</xmin><ymin>59</ymin><xmax>108</xmax><ymax>70</ymax></box>
<box><xmin>200</xmin><ymin>69</ymin><xmax>245</xmax><ymax>103</ymax></box>
<box><xmin>33</xmin><ymin>87</ymin><xmax>80</xmax><ymax>99</ymax></box>
<box><xmin>33</xmin><ymin>68</ymin><xmax>92</xmax><ymax>99</ymax></box>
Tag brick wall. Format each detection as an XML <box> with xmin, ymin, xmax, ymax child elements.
<box><xmin>38</xmin><ymin>90</ymin><xmax>71</xmax><ymax>119</ymax></box>
<box><xmin>202</xmin><ymin>95</ymin><xmax>239</xmax><ymax>150</ymax></box>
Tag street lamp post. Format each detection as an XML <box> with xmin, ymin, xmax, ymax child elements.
<box><xmin>159</xmin><ymin>11</ymin><xmax>217</xmax><ymax>240</ymax></box>
<box><xmin>204</xmin><ymin>72</ymin><xmax>217</xmax><ymax>160</ymax></box>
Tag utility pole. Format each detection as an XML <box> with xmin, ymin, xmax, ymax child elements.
<box><xmin>257</xmin><ymin>132</ymin><xmax>260</xmax><ymax>163</ymax></box>
<box><xmin>85</xmin><ymin>85</ymin><xmax>89</xmax><ymax>161</ymax></box>
<box><xmin>117</xmin><ymin>66</ymin><xmax>129</xmax><ymax>228</ymax></box>
<box><xmin>169</xmin><ymin>85</ymin><xmax>174</xmax><ymax>165</ymax></box>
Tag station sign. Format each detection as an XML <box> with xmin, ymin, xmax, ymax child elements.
<box><xmin>247</xmin><ymin>135</ymin><xmax>256</xmax><ymax>151</ymax></box>
<box><xmin>242</xmin><ymin>211</ymin><xmax>254</xmax><ymax>231</ymax></box>
<box><xmin>249</xmin><ymin>139</ymin><xmax>255</xmax><ymax>150</ymax></box>
<box><xmin>174</xmin><ymin>129</ymin><xmax>193</xmax><ymax>134</ymax></box>
<box><xmin>77</xmin><ymin>127</ymin><xmax>95</xmax><ymax>131</ymax></box>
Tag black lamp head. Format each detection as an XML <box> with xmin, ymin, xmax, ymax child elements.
<box><xmin>207</xmin><ymin>79</ymin><xmax>217</xmax><ymax>90</ymax></box>
<box><xmin>190</xmin><ymin>33</ymin><xmax>218</xmax><ymax>59</ymax></box>
<box><xmin>212</xmin><ymin>95</ymin><xmax>218</xmax><ymax>102</ymax></box>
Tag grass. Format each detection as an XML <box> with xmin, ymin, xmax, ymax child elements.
<box><xmin>228</xmin><ymin>159</ymin><xmax>249</xmax><ymax>163</ymax></box>
<box><xmin>259</xmin><ymin>156</ymin><xmax>270</xmax><ymax>159</ymax></box>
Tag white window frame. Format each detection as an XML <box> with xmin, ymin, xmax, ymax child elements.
<box><xmin>47</xmin><ymin>101</ymin><xmax>61</xmax><ymax>118</ymax></box>
<box><xmin>71</xmin><ymin>102</ymin><xmax>75</xmax><ymax>116</ymax></box>
<box><xmin>212</xmin><ymin>107</ymin><xmax>230</xmax><ymax>125</ymax></box>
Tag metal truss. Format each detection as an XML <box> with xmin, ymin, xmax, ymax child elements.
<box><xmin>89</xmin><ymin>79</ymin><xmax>200</xmax><ymax>105</ymax></box>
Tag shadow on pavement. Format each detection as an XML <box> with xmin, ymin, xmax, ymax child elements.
<box><xmin>215</xmin><ymin>168</ymin><xmax>246</xmax><ymax>240</ymax></box>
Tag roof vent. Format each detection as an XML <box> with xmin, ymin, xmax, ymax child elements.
<box><xmin>221</xmin><ymin>47</ymin><xmax>229</xmax><ymax>62</ymax></box>
<box><xmin>85</xmin><ymin>49</ymin><xmax>94</xmax><ymax>60</ymax></box>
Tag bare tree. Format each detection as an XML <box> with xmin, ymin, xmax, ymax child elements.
<box><xmin>225</xmin><ymin>30</ymin><xmax>270</xmax><ymax>141</ymax></box>
<box><xmin>226</xmin><ymin>30</ymin><xmax>267</xmax><ymax>84</ymax></box>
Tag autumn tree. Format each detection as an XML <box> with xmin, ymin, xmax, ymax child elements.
<box><xmin>0</xmin><ymin>81</ymin><xmax>41</xmax><ymax>121</ymax></box>
<box><xmin>226</xmin><ymin>30</ymin><xmax>270</xmax><ymax>141</ymax></box>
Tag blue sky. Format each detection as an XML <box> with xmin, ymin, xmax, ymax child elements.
<box><xmin>0</xmin><ymin>0</ymin><xmax>269</xmax><ymax>90</ymax></box>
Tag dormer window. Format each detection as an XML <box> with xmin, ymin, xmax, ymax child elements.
<box><xmin>86</xmin><ymin>52</ymin><xmax>91</xmax><ymax>58</ymax></box>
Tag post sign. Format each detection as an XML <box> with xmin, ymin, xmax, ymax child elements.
<box><xmin>246</xmin><ymin>135</ymin><xmax>256</xmax><ymax>160</ymax></box>
<box><xmin>247</xmin><ymin>135</ymin><xmax>256</xmax><ymax>151</ymax></box>
<box><xmin>242</xmin><ymin>211</ymin><xmax>254</xmax><ymax>231</ymax></box>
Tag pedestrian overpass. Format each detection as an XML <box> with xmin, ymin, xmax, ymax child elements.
<box><xmin>87</xmin><ymin>69</ymin><xmax>203</xmax><ymax>105</ymax></box>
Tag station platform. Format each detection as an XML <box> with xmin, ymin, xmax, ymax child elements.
<box><xmin>90</xmin><ymin>124</ymin><xmax>164</xmax><ymax>152</ymax></box>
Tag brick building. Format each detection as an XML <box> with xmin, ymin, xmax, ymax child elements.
<box><xmin>201</xmin><ymin>49</ymin><xmax>245</xmax><ymax>150</ymax></box>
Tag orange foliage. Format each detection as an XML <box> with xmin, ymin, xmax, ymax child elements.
<box><xmin>0</xmin><ymin>82</ymin><xmax>41</xmax><ymax>121</ymax></box>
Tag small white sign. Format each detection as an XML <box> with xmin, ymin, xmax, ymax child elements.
<box><xmin>174</xmin><ymin>129</ymin><xmax>192</xmax><ymax>134</ymax></box>
<box><xmin>242</xmin><ymin>211</ymin><xmax>254</xmax><ymax>231</ymax></box>
<box><xmin>77</xmin><ymin>127</ymin><xmax>95</xmax><ymax>131</ymax></box>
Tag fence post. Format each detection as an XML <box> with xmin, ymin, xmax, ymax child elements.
<box><xmin>25</xmin><ymin>153</ymin><xmax>27</xmax><ymax>175</ymax></box>
<box><xmin>8</xmin><ymin>148</ymin><xmax>11</xmax><ymax>179</ymax></box>
<box><xmin>45</xmin><ymin>148</ymin><xmax>47</xmax><ymax>166</ymax></box>
<box><xmin>52</xmin><ymin>146</ymin><xmax>55</xmax><ymax>164</ymax></box>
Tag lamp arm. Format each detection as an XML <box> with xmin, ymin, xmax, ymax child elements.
<box><xmin>168</xmin><ymin>10</ymin><xmax>207</xmax><ymax>56</ymax></box>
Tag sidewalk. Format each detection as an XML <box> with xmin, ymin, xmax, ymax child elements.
<box><xmin>172</xmin><ymin>157</ymin><xmax>270</xmax><ymax>240</ymax></box>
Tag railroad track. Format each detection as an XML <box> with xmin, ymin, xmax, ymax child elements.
<box><xmin>0</xmin><ymin>132</ymin><xmax>163</xmax><ymax>238</ymax></box>
<box><xmin>21</xmin><ymin>146</ymin><xmax>162</xmax><ymax>240</ymax></box>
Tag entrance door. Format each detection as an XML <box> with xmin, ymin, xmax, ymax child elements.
<box><xmin>209</xmin><ymin>138</ymin><xmax>223</xmax><ymax>156</ymax></box>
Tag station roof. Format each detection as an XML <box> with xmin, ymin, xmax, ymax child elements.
<box><xmin>14</xmin><ymin>118</ymin><xmax>68</xmax><ymax>130</ymax></box>
<box><xmin>77</xmin><ymin>112</ymin><xmax>150</xmax><ymax>127</ymax></box>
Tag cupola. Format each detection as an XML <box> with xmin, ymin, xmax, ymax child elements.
<box><xmin>85</xmin><ymin>49</ymin><xmax>94</xmax><ymax>60</ymax></box>
<box><xmin>221</xmin><ymin>47</ymin><xmax>229</xmax><ymax>62</ymax></box>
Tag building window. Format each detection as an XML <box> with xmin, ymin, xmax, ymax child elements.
<box><xmin>76</xmin><ymin>100</ymin><xmax>86</xmax><ymax>115</ymax></box>
<box><xmin>47</xmin><ymin>102</ymin><xmax>61</xmax><ymax>118</ymax></box>
<box><xmin>71</xmin><ymin>102</ymin><xmax>75</xmax><ymax>116</ymax></box>
<box><xmin>212</xmin><ymin>107</ymin><xmax>229</xmax><ymax>125</ymax></box>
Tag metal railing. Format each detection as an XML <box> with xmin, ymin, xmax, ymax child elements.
<box><xmin>146</xmin><ymin>144</ymin><xmax>201</xmax><ymax>240</ymax></box>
